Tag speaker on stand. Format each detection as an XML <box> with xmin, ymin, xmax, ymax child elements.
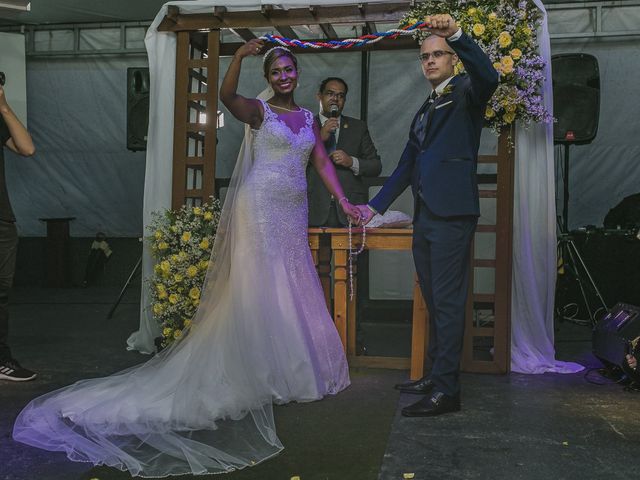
<box><xmin>127</xmin><ymin>67</ymin><xmax>150</xmax><ymax>151</ymax></box>
<box><xmin>552</xmin><ymin>54</ymin><xmax>607</xmax><ymax>326</ymax></box>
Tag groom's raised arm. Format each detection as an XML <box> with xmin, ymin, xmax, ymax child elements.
<box><xmin>448</xmin><ymin>31</ymin><xmax>499</xmax><ymax>105</ymax></box>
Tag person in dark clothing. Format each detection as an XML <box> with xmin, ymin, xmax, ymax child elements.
<box><xmin>307</xmin><ymin>77</ymin><xmax>381</xmax><ymax>227</ymax></box>
<box><xmin>0</xmin><ymin>83</ymin><xmax>36</xmax><ymax>381</ymax></box>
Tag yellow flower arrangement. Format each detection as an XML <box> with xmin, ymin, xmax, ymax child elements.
<box><xmin>472</xmin><ymin>23</ymin><xmax>486</xmax><ymax>36</ymax></box>
<box><xmin>498</xmin><ymin>31</ymin><xmax>512</xmax><ymax>48</ymax></box>
<box><xmin>400</xmin><ymin>1</ymin><xmax>553</xmax><ymax>132</ymax></box>
<box><xmin>148</xmin><ymin>199</ymin><xmax>222</xmax><ymax>349</ymax></box>
<box><xmin>186</xmin><ymin>265</ymin><xmax>199</xmax><ymax>277</ymax></box>
<box><xmin>500</xmin><ymin>55</ymin><xmax>514</xmax><ymax>74</ymax></box>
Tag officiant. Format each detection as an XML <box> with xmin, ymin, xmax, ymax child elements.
<box><xmin>307</xmin><ymin>77</ymin><xmax>381</xmax><ymax>227</ymax></box>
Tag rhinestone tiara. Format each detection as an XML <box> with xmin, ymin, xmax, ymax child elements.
<box><xmin>262</xmin><ymin>45</ymin><xmax>293</xmax><ymax>65</ymax></box>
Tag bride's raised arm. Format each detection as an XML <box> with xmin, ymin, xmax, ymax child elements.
<box><xmin>220</xmin><ymin>39</ymin><xmax>265</xmax><ymax>129</ymax></box>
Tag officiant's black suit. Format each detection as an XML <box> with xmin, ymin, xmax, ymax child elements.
<box><xmin>307</xmin><ymin>115</ymin><xmax>381</xmax><ymax>226</ymax></box>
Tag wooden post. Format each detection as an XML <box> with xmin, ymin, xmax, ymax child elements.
<box><xmin>204</xmin><ymin>30</ymin><xmax>220</xmax><ymax>200</ymax></box>
<box><xmin>171</xmin><ymin>31</ymin><xmax>190</xmax><ymax>210</ymax></box>
<box><xmin>410</xmin><ymin>273</ymin><xmax>429</xmax><ymax>380</ymax></box>
<box><xmin>333</xmin><ymin>248</ymin><xmax>348</xmax><ymax>351</ymax></box>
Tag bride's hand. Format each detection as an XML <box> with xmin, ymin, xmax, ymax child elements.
<box><xmin>235</xmin><ymin>39</ymin><xmax>265</xmax><ymax>60</ymax></box>
<box><xmin>339</xmin><ymin>199</ymin><xmax>362</xmax><ymax>225</ymax></box>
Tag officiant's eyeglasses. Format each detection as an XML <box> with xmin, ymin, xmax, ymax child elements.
<box><xmin>323</xmin><ymin>91</ymin><xmax>346</xmax><ymax>100</ymax></box>
<box><xmin>418</xmin><ymin>51</ymin><xmax>454</xmax><ymax>62</ymax></box>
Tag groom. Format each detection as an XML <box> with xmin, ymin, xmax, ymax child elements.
<box><xmin>358</xmin><ymin>14</ymin><xmax>498</xmax><ymax>416</ymax></box>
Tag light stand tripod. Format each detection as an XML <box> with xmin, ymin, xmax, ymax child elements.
<box><xmin>555</xmin><ymin>143</ymin><xmax>608</xmax><ymax>327</ymax></box>
<box><xmin>107</xmin><ymin>255</ymin><xmax>141</xmax><ymax>319</ymax></box>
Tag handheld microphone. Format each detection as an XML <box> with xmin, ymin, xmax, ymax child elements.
<box><xmin>328</xmin><ymin>104</ymin><xmax>339</xmax><ymax>134</ymax></box>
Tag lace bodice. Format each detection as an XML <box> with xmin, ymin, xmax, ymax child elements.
<box><xmin>251</xmin><ymin>100</ymin><xmax>316</xmax><ymax>178</ymax></box>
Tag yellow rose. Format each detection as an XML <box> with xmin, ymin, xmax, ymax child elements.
<box><xmin>153</xmin><ymin>303</ymin><xmax>164</xmax><ymax>315</ymax></box>
<box><xmin>174</xmin><ymin>273</ymin><xmax>184</xmax><ymax>283</ymax></box>
<box><xmin>169</xmin><ymin>294</ymin><xmax>179</xmax><ymax>304</ymax></box>
<box><xmin>492</xmin><ymin>62</ymin><xmax>503</xmax><ymax>75</ymax></box>
<box><xmin>405</xmin><ymin>16</ymin><xmax>418</xmax><ymax>25</ymax></box>
<box><xmin>192</xmin><ymin>298</ymin><xmax>200</xmax><ymax>307</ymax></box>
<box><xmin>183</xmin><ymin>319</ymin><xmax>192</xmax><ymax>328</ymax></box>
<box><xmin>154</xmin><ymin>264</ymin><xmax>162</xmax><ymax>274</ymax></box>
<box><xmin>189</xmin><ymin>287</ymin><xmax>201</xmax><ymax>300</ymax></box>
<box><xmin>181</xmin><ymin>231</ymin><xmax>192</xmax><ymax>243</ymax></box>
<box><xmin>154</xmin><ymin>230</ymin><xmax>163</xmax><ymax>240</ymax></box>
<box><xmin>198</xmin><ymin>260</ymin><xmax>210</xmax><ymax>271</ymax></box>
<box><xmin>500</xmin><ymin>56</ymin><xmax>514</xmax><ymax>74</ymax></box>
<box><xmin>163</xmin><ymin>327</ymin><xmax>173</xmax><ymax>337</ymax></box>
<box><xmin>467</xmin><ymin>7</ymin><xmax>477</xmax><ymax>15</ymax></box>
<box><xmin>498</xmin><ymin>31</ymin><xmax>512</xmax><ymax>48</ymax></box>
<box><xmin>158</xmin><ymin>241</ymin><xmax>169</xmax><ymax>250</ymax></box>
<box><xmin>170</xmin><ymin>225</ymin><xmax>178</xmax><ymax>233</ymax></box>
<box><xmin>472</xmin><ymin>24</ymin><xmax>486</xmax><ymax>37</ymax></box>
<box><xmin>488</xmin><ymin>12</ymin><xmax>498</xmax><ymax>21</ymax></box>
<box><xmin>156</xmin><ymin>283</ymin><xmax>167</xmax><ymax>295</ymax></box>
<box><xmin>193</xmin><ymin>207</ymin><xmax>202</xmax><ymax>215</ymax></box>
<box><xmin>160</xmin><ymin>260</ymin><xmax>170</xmax><ymax>273</ymax></box>
<box><xmin>505</xmin><ymin>103</ymin><xmax>517</xmax><ymax>113</ymax></box>
<box><xmin>204</xmin><ymin>211</ymin><xmax>213</xmax><ymax>221</ymax></box>
<box><xmin>503</xmin><ymin>112</ymin><xmax>516</xmax><ymax>123</ymax></box>
<box><xmin>186</xmin><ymin>265</ymin><xmax>199</xmax><ymax>278</ymax></box>
<box><xmin>199</xmin><ymin>238</ymin><xmax>210</xmax><ymax>250</ymax></box>
<box><xmin>485</xmin><ymin>106</ymin><xmax>495</xmax><ymax>118</ymax></box>
<box><xmin>510</xmin><ymin>48</ymin><xmax>522</xmax><ymax>60</ymax></box>
<box><xmin>178</xmin><ymin>251</ymin><xmax>187</xmax><ymax>260</ymax></box>
<box><xmin>173</xmin><ymin>329</ymin><xmax>183</xmax><ymax>340</ymax></box>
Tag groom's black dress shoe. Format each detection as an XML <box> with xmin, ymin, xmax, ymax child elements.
<box><xmin>394</xmin><ymin>377</ymin><xmax>435</xmax><ymax>395</ymax></box>
<box><xmin>401</xmin><ymin>391</ymin><xmax>461</xmax><ymax>417</ymax></box>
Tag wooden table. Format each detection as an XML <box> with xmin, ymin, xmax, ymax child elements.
<box><xmin>308</xmin><ymin>227</ymin><xmax>429</xmax><ymax>380</ymax></box>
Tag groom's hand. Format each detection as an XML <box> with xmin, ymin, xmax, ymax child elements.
<box><xmin>356</xmin><ymin>205</ymin><xmax>375</xmax><ymax>225</ymax></box>
<box><xmin>424</xmin><ymin>14</ymin><xmax>458</xmax><ymax>38</ymax></box>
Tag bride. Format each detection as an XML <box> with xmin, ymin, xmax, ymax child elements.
<box><xmin>13</xmin><ymin>40</ymin><xmax>360</xmax><ymax>477</ymax></box>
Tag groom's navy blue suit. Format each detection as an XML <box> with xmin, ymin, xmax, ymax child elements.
<box><xmin>369</xmin><ymin>32</ymin><xmax>498</xmax><ymax>396</ymax></box>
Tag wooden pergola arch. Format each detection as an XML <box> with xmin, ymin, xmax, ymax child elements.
<box><xmin>158</xmin><ymin>1</ymin><xmax>514</xmax><ymax>374</ymax></box>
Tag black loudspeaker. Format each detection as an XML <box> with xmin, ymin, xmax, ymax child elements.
<box><xmin>593</xmin><ymin>303</ymin><xmax>640</xmax><ymax>368</ymax></box>
<box><xmin>127</xmin><ymin>67</ymin><xmax>150</xmax><ymax>151</ymax></box>
<box><xmin>551</xmin><ymin>54</ymin><xmax>600</xmax><ymax>145</ymax></box>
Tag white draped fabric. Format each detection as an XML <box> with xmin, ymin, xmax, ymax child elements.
<box><xmin>510</xmin><ymin>0</ymin><xmax>582</xmax><ymax>373</ymax></box>
<box><xmin>129</xmin><ymin>0</ymin><xmax>582</xmax><ymax>374</ymax></box>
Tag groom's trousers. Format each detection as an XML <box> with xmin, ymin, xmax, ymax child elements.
<box><xmin>412</xmin><ymin>198</ymin><xmax>477</xmax><ymax>396</ymax></box>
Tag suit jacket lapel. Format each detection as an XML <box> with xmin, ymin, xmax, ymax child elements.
<box><xmin>423</xmin><ymin>75</ymin><xmax>461</xmax><ymax>146</ymax></box>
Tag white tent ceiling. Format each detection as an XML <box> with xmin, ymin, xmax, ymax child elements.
<box><xmin>0</xmin><ymin>0</ymin><xmax>171</xmax><ymax>25</ymax></box>
<box><xmin>0</xmin><ymin>0</ymin><xmax>613</xmax><ymax>26</ymax></box>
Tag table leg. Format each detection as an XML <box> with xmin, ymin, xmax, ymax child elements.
<box><xmin>318</xmin><ymin>239</ymin><xmax>332</xmax><ymax>311</ymax></box>
<box><xmin>347</xmin><ymin>261</ymin><xmax>357</xmax><ymax>356</ymax></box>
<box><xmin>410</xmin><ymin>272</ymin><xmax>429</xmax><ymax>380</ymax></box>
<box><xmin>333</xmin><ymin>249</ymin><xmax>348</xmax><ymax>352</ymax></box>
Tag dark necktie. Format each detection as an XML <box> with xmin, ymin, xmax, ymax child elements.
<box><xmin>415</xmin><ymin>90</ymin><xmax>438</xmax><ymax>144</ymax></box>
<box><xmin>325</xmin><ymin>128</ymin><xmax>337</xmax><ymax>154</ymax></box>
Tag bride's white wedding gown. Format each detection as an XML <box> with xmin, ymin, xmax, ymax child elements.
<box><xmin>13</xmin><ymin>100</ymin><xmax>350</xmax><ymax>477</ymax></box>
